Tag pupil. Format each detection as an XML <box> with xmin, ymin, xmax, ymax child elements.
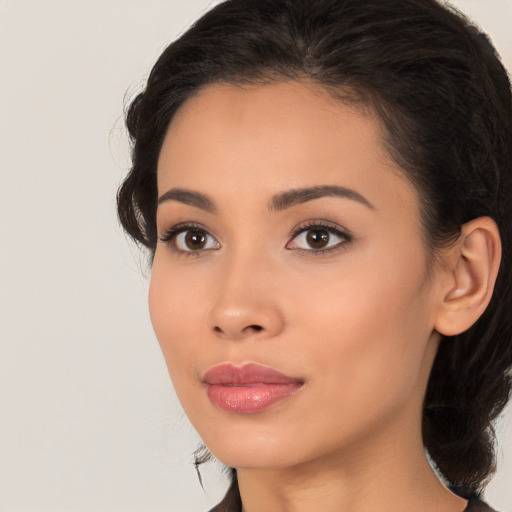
<box><xmin>185</xmin><ymin>231</ymin><xmax>206</xmax><ymax>249</ymax></box>
<box><xmin>306</xmin><ymin>229</ymin><xmax>329</xmax><ymax>248</ymax></box>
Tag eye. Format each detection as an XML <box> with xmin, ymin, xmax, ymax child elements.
<box><xmin>175</xmin><ymin>229</ymin><xmax>219</xmax><ymax>251</ymax></box>
<box><xmin>159</xmin><ymin>224</ymin><xmax>220</xmax><ymax>253</ymax></box>
<box><xmin>286</xmin><ymin>222</ymin><xmax>351</xmax><ymax>253</ymax></box>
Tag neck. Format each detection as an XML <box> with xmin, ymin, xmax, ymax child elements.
<box><xmin>236</xmin><ymin>416</ymin><xmax>466</xmax><ymax>512</ymax></box>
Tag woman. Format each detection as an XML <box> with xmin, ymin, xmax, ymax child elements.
<box><xmin>117</xmin><ymin>0</ymin><xmax>512</xmax><ymax>510</ymax></box>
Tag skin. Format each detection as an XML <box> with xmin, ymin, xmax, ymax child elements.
<box><xmin>149</xmin><ymin>81</ymin><xmax>475</xmax><ymax>512</ymax></box>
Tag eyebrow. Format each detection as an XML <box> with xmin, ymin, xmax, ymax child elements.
<box><xmin>158</xmin><ymin>188</ymin><xmax>217</xmax><ymax>212</ymax></box>
<box><xmin>269</xmin><ymin>185</ymin><xmax>375</xmax><ymax>212</ymax></box>
<box><xmin>157</xmin><ymin>185</ymin><xmax>374</xmax><ymax>213</ymax></box>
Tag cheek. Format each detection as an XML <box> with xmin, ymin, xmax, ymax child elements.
<box><xmin>295</xmin><ymin>248</ymin><xmax>434</xmax><ymax>407</ymax></box>
<box><xmin>148</xmin><ymin>257</ymin><xmax>205</xmax><ymax>388</ymax></box>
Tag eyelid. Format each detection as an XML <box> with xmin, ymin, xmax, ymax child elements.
<box><xmin>158</xmin><ymin>219</ymin><xmax>352</xmax><ymax>256</ymax></box>
<box><xmin>158</xmin><ymin>222</ymin><xmax>220</xmax><ymax>254</ymax></box>
<box><xmin>286</xmin><ymin>219</ymin><xmax>353</xmax><ymax>254</ymax></box>
<box><xmin>158</xmin><ymin>222</ymin><xmax>205</xmax><ymax>243</ymax></box>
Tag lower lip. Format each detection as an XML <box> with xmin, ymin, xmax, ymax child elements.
<box><xmin>206</xmin><ymin>383</ymin><xmax>303</xmax><ymax>413</ymax></box>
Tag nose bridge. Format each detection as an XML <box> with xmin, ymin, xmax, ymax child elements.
<box><xmin>207</xmin><ymin>245</ymin><xmax>284</xmax><ymax>340</ymax></box>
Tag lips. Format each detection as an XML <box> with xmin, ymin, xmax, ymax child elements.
<box><xmin>203</xmin><ymin>363</ymin><xmax>304</xmax><ymax>414</ymax></box>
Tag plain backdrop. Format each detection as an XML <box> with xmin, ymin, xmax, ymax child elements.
<box><xmin>0</xmin><ymin>1</ymin><xmax>511</xmax><ymax>511</ymax></box>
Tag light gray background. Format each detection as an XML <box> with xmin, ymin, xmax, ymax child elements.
<box><xmin>0</xmin><ymin>1</ymin><xmax>511</xmax><ymax>511</ymax></box>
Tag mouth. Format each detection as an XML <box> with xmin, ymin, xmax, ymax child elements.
<box><xmin>202</xmin><ymin>363</ymin><xmax>305</xmax><ymax>414</ymax></box>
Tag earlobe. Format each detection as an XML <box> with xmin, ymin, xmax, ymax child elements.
<box><xmin>434</xmin><ymin>217</ymin><xmax>501</xmax><ymax>337</ymax></box>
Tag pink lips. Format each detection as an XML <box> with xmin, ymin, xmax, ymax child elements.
<box><xmin>203</xmin><ymin>363</ymin><xmax>304</xmax><ymax>414</ymax></box>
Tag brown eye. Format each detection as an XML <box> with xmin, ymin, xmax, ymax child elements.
<box><xmin>286</xmin><ymin>223</ymin><xmax>351</xmax><ymax>253</ymax></box>
<box><xmin>184</xmin><ymin>230</ymin><xmax>207</xmax><ymax>250</ymax></box>
<box><xmin>306</xmin><ymin>229</ymin><xmax>330</xmax><ymax>249</ymax></box>
<box><xmin>169</xmin><ymin>227</ymin><xmax>220</xmax><ymax>252</ymax></box>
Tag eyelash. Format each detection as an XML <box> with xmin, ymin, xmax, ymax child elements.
<box><xmin>288</xmin><ymin>220</ymin><xmax>352</xmax><ymax>255</ymax></box>
<box><xmin>158</xmin><ymin>222</ymin><xmax>216</xmax><ymax>257</ymax></box>
<box><xmin>158</xmin><ymin>220</ymin><xmax>352</xmax><ymax>256</ymax></box>
<box><xmin>159</xmin><ymin>222</ymin><xmax>203</xmax><ymax>243</ymax></box>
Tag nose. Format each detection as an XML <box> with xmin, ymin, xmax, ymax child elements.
<box><xmin>206</xmin><ymin>257</ymin><xmax>285</xmax><ymax>341</ymax></box>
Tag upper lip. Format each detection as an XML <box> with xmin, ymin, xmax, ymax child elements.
<box><xmin>203</xmin><ymin>363</ymin><xmax>304</xmax><ymax>386</ymax></box>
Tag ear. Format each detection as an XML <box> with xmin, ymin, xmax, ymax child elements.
<box><xmin>434</xmin><ymin>217</ymin><xmax>502</xmax><ymax>337</ymax></box>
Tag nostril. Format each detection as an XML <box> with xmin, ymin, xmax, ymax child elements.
<box><xmin>211</xmin><ymin>324</ymin><xmax>264</xmax><ymax>337</ymax></box>
<box><xmin>246</xmin><ymin>325</ymin><xmax>263</xmax><ymax>332</ymax></box>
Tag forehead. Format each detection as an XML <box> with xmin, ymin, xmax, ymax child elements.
<box><xmin>157</xmin><ymin>80</ymin><xmax>419</xmax><ymax>216</ymax></box>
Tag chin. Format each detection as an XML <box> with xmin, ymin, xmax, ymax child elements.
<box><xmin>197</xmin><ymin>422</ymin><xmax>308</xmax><ymax>470</ymax></box>
<box><xmin>211</xmin><ymin>445</ymin><xmax>299</xmax><ymax>471</ymax></box>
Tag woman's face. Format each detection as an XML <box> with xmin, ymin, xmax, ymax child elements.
<box><xmin>150</xmin><ymin>81</ymin><xmax>443</xmax><ymax>470</ymax></box>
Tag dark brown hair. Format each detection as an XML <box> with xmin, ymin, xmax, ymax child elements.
<box><xmin>118</xmin><ymin>0</ymin><xmax>512</xmax><ymax>493</ymax></box>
